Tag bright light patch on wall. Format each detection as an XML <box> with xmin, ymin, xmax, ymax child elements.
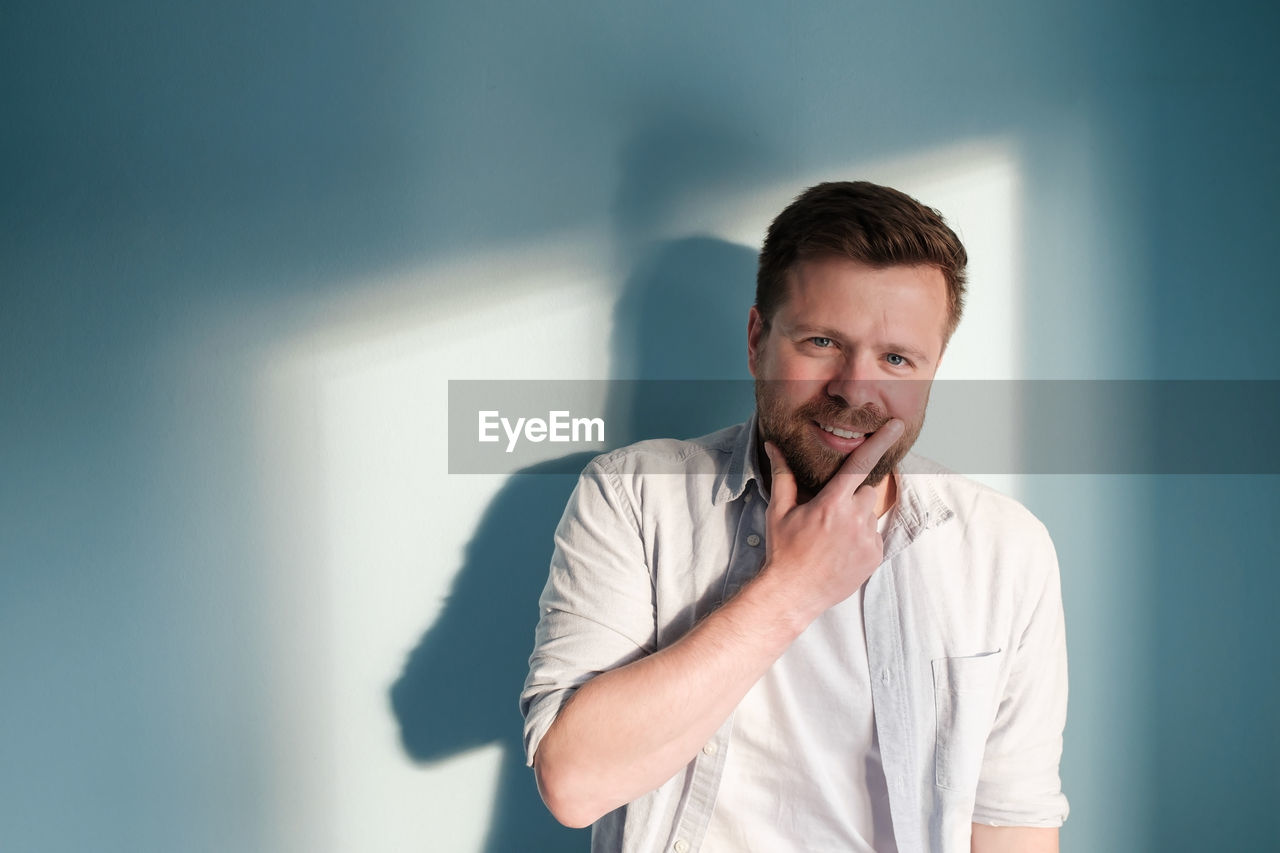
<box><xmin>255</xmin><ymin>139</ymin><xmax>1022</xmax><ymax>851</ymax></box>
<box><xmin>255</xmin><ymin>243</ymin><xmax>615</xmax><ymax>851</ymax></box>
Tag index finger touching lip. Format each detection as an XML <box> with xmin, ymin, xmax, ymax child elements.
<box><xmin>831</xmin><ymin>418</ymin><xmax>905</xmax><ymax>489</ymax></box>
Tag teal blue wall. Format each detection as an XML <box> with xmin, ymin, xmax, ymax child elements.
<box><xmin>4</xmin><ymin>2</ymin><xmax>1277</xmax><ymax>851</ymax></box>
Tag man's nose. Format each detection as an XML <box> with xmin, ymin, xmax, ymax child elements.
<box><xmin>826</xmin><ymin>357</ymin><xmax>884</xmax><ymax>409</ymax></box>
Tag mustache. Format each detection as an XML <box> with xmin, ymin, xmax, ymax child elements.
<box><xmin>795</xmin><ymin>399</ymin><xmax>890</xmax><ymax>433</ymax></box>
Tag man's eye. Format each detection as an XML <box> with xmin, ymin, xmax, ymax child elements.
<box><xmin>886</xmin><ymin>353</ymin><xmax>908</xmax><ymax>366</ymax></box>
<box><xmin>809</xmin><ymin>337</ymin><xmax>834</xmax><ymax>348</ymax></box>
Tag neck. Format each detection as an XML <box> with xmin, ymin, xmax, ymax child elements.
<box><xmin>873</xmin><ymin>472</ymin><xmax>898</xmax><ymax>518</ymax></box>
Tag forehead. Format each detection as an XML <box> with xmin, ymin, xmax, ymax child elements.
<box><xmin>776</xmin><ymin>258</ymin><xmax>949</xmax><ymax>354</ymax></box>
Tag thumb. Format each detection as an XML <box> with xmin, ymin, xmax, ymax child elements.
<box><xmin>763</xmin><ymin>441</ymin><xmax>797</xmax><ymax>513</ymax></box>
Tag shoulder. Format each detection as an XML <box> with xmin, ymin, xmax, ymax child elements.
<box><xmin>902</xmin><ymin>453</ymin><xmax>1051</xmax><ymax>540</ymax></box>
<box><xmin>574</xmin><ymin>422</ymin><xmax>745</xmax><ymax>525</ymax></box>
<box><xmin>586</xmin><ymin>422</ymin><xmax>742</xmax><ymax>479</ymax></box>
<box><xmin>900</xmin><ymin>454</ymin><xmax>1059</xmax><ymax>595</ymax></box>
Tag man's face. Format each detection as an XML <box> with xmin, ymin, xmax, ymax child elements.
<box><xmin>748</xmin><ymin>257</ymin><xmax>949</xmax><ymax>496</ymax></box>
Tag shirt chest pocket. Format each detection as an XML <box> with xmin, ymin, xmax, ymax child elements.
<box><xmin>932</xmin><ymin>651</ymin><xmax>1003</xmax><ymax>792</ymax></box>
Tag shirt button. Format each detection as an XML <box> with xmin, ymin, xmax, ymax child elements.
<box><xmin>702</xmin><ymin>742</ymin><xmax>718</xmax><ymax>756</ymax></box>
<box><xmin>744</xmin><ymin>493</ymin><xmax>753</xmax><ymax>503</ymax></box>
<box><xmin>746</xmin><ymin>533</ymin><xmax>761</xmax><ymax>547</ymax></box>
<box><xmin>674</xmin><ymin>841</ymin><xmax>690</xmax><ymax>853</ymax></box>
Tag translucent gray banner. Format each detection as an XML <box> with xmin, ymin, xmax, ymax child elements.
<box><xmin>448</xmin><ymin>380</ymin><xmax>1280</xmax><ymax>475</ymax></box>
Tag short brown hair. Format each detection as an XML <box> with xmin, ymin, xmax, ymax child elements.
<box><xmin>756</xmin><ymin>181</ymin><xmax>969</xmax><ymax>343</ymax></box>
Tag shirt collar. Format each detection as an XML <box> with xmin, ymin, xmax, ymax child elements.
<box><xmin>713</xmin><ymin>412</ymin><xmax>763</xmax><ymax>506</ymax></box>
<box><xmin>889</xmin><ymin>453</ymin><xmax>956</xmax><ymax>547</ymax></box>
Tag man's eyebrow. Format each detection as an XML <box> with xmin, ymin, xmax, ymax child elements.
<box><xmin>790</xmin><ymin>323</ymin><xmax>845</xmax><ymax>339</ymax></box>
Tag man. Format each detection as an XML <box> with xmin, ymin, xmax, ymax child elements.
<box><xmin>521</xmin><ymin>182</ymin><xmax>1069</xmax><ymax>853</ymax></box>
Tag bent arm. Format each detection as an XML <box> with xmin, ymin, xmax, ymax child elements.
<box><xmin>971</xmin><ymin>823</ymin><xmax>1058</xmax><ymax>853</ymax></box>
<box><xmin>533</xmin><ymin>569</ymin><xmax>810</xmax><ymax>827</ymax></box>
<box><xmin>528</xmin><ymin>435</ymin><xmax>897</xmax><ymax>828</ymax></box>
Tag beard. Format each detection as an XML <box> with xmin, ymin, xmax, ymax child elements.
<box><xmin>754</xmin><ymin>380</ymin><xmax>927</xmax><ymax>496</ymax></box>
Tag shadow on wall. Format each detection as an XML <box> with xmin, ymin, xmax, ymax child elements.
<box><xmin>389</xmin><ymin>237</ymin><xmax>759</xmax><ymax>851</ymax></box>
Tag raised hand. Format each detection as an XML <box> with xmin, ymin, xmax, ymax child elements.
<box><xmin>759</xmin><ymin>418</ymin><xmax>905</xmax><ymax>619</ymax></box>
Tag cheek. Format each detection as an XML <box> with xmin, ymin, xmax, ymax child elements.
<box><xmin>772</xmin><ymin>351</ymin><xmax>829</xmax><ymax>383</ymax></box>
<box><xmin>885</xmin><ymin>385</ymin><xmax>931</xmax><ymax>418</ymax></box>
<box><xmin>759</xmin><ymin>351</ymin><xmax>822</xmax><ymax>392</ymax></box>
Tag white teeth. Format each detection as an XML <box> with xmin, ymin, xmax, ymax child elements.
<box><xmin>821</xmin><ymin>424</ymin><xmax>864</xmax><ymax>439</ymax></box>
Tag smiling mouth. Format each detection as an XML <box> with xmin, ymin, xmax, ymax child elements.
<box><xmin>818</xmin><ymin>422</ymin><xmax>869</xmax><ymax>440</ymax></box>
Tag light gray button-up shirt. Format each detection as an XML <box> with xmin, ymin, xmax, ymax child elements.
<box><xmin>521</xmin><ymin>416</ymin><xmax>1069</xmax><ymax>853</ymax></box>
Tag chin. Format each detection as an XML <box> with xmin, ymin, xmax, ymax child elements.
<box><xmin>791</xmin><ymin>445</ymin><xmax>898</xmax><ymax>494</ymax></box>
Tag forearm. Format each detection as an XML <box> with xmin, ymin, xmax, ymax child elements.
<box><xmin>533</xmin><ymin>569</ymin><xmax>814</xmax><ymax>827</ymax></box>
<box><xmin>971</xmin><ymin>824</ymin><xmax>1058</xmax><ymax>853</ymax></box>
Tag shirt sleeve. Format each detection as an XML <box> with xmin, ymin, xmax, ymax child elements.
<box><xmin>972</xmin><ymin>520</ymin><xmax>1070</xmax><ymax>827</ymax></box>
<box><xmin>519</xmin><ymin>456</ymin><xmax>658</xmax><ymax>767</ymax></box>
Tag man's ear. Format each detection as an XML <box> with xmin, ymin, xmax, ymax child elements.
<box><xmin>747</xmin><ymin>306</ymin><xmax>766</xmax><ymax>378</ymax></box>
